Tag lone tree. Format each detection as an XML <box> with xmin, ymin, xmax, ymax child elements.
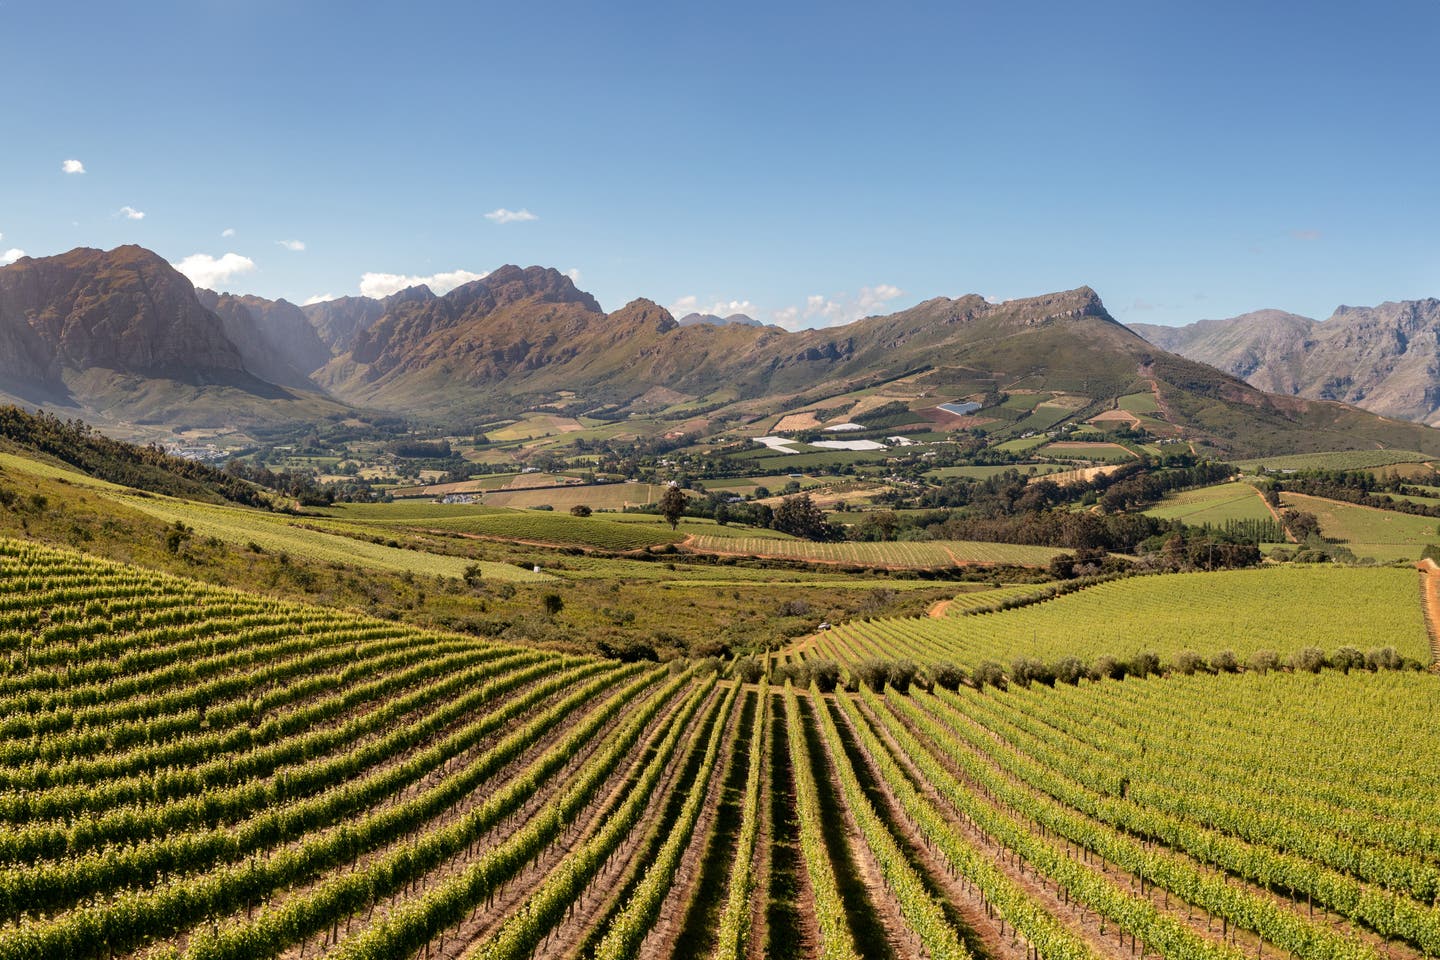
<box><xmin>659</xmin><ymin>483</ymin><xmax>688</xmax><ymax>530</ymax></box>
<box><xmin>772</xmin><ymin>493</ymin><xmax>835</xmax><ymax>541</ymax></box>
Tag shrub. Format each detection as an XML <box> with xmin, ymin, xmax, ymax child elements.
<box><xmin>930</xmin><ymin>661</ymin><xmax>968</xmax><ymax>691</ymax></box>
<box><xmin>1170</xmin><ymin>650</ymin><xmax>1207</xmax><ymax>675</ymax></box>
<box><xmin>1128</xmin><ymin>651</ymin><xmax>1161</xmax><ymax>679</ymax></box>
<box><xmin>569</xmin><ymin>504</ymin><xmax>592</xmax><ymax>517</ymax></box>
<box><xmin>1365</xmin><ymin>646</ymin><xmax>1403</xmax><ymax>671</ymax></box>
<box><xmin>1290</xmin><ymin>646</ymin><xmax>1328</xmax><ymax>674</ymax></box>
<box><xmin>886</xmin><ymin>659</ymin><xmax>920</xmax><ymax>694</ymax></box>
<box><xmin>1330</xmin><ymin>646</ymin><xmax>1366</xmax><ymax>673</ymax></box>
<box><xmin>973</xmin><ymin>660</ymin><xmax>1008</xmax><ymax>691</ymax></box>
<box><xmin>807</xmin><ymin>659</ymin><xmax>842</xmax><ymax>693</ymax></box>
<box><xmin>1090</xmin><ymin>656</ymin><xmax>1127</xmax><ymax>681</ymax></box>
<box><xmin>1211</xmin><ymin>649</ymin><xmax>1240</xmax><ymax>673</ymax></box>
<box><xmin>1248</xmin><ymin>649</ymin><xmax>1281</xmax><ymax>674</ymax></box>
<box><xmin>1010</xmin><ymin>656</ymin><xmax>1054</xmax><ymax>688</ymax></box>
<box><xmin>854</xmin><ymin>659</ymin><xmax>891</xmax><ymax>692</ymax></box>
<box><xmin>1053</xmin><ymin>656</ymin><xmax>1088</xmax><ymax>685</ymax></box>
<box><xmin>734</xmin><ymin>657</ymin><xmax>765</xmax><ymax>684</ymax></box>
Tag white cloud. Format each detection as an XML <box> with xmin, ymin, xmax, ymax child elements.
<box><xmin>564</xmin><ymin>267</ymin><xmax>582</xmax><ymax>285</ymax></box>
<box><xmin>0</xmin><ymin>249</ymin><xmax>26</xmax><ymax>266</ymax></box>
<box><xmin>172</xmin><ymin>252</ymin><xmax>256</xmax><ymax>290</ymax></box>
<box><xmin>667</xmin><ymin>295</ymin><xmax>760</xmax><ymax>319</ymax></box>
<box><xmin>483</xmin><ymin>208</ymin><xmax>538</xmax><ymax>224</ymax></box>
<box><xmin>277</xmin><ymin>239</ymin><xmax>306</xmax><ymax>252</ymax></box>
<box><xmin>221</xmin><ymin>227</ymin><xmax>236</xmax><ymax>238</ymax></box>
<box><xmin>303</xmin><ymin>293</ymin><xmax>335</xmax><ymax>306</ymax></box>
<box><xmin>771</xmin><ymin>283</ymin><xmax>906</xmax><ymax>330</ymax></box>
<box><xmin>61</xmin><ymin>159</ymin><xmax>85</xmax><ymax>175</ymax></box>
<box><xmin>117</xmin><ymin>205</ymin><xmax>145</xmax><ymax>221</ymax></box>
<box><xmin>359</xmin><ymin>268</ymin><xmax>487</xmax><ymax>299</ymax></box>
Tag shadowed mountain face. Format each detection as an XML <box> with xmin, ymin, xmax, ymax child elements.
<box><xmin>196</xmin><ymin>290</ymin><xmax>332</xmax><ymax>389</ymax></box>
<box><xmin>677</xmin><ymin>312</ymin><xmax>763</xmax><ymax>327</ymax></box>
<box><xmin>0</xmin><ymin>246</ymin><xmax>243</xmax><ymax>384</ymax></box>
<box><xmin>0</xmin><ymin>246</ymin><xmax>344</xmax><ymax>427</ymax></box>
<box><xmin>1131</xmin><ymin>299</ymin><xmax>1440</xmax><ymax>425</ymax></box>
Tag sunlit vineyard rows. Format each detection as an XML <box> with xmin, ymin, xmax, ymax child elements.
<box><xmin>3</xmin><ymin>537</ymin><xmax>1437</xmax><ymax>960</ymax></box>
<box><xmin>686</xmin><ymin>535</ymin><xmax>1068</xmax><ymax>568</ymax></box>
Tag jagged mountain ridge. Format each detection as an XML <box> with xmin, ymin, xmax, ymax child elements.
<box><xmin>0</xmin><ymin>246</ymin><xmax>344</xmax><ymax>427</ymax></box>
<box><xmin>1130</xmin><ymin>298</ymin><xmax>1440</xmax><ymax>425</ymax></box>
<box><xmin>3</xmin><ymin>245</ymin><xmax>1440</xmax><ymax>456</ymax></box>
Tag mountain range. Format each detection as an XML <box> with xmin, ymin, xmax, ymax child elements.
<box><xmin>1129</xmin><ymin>299</ymin><xmax>1440</xmax><ymax>426</ymax></box>
<box><xmin>1</xmin><ymin>244</ymin><xmax>1438</xmax><ymax>457</ymax></box>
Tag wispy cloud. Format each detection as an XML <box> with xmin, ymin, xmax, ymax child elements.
<box><xmin>771</xmin><ymin>283</ymin><xmax>905</xmax><ymax>330</ymax></box>
<box><xmin>484</xmin><ymin>208</ymin><xmax>538</xmax><ymax>224</ymax></box>
<box><xmin>1289</xmin><ymin>228</ymin><xmax>1323</xmax><ymax>241</ymax></box>
<box><xmin>221</xmin><ymin>227</ymin><xmax>236</xmax><ymax>238</ymax></box>
<box><xmin>61</xmin><ymin>159</ymin><xmax>85</xmax><ymax>175</ymax></box>
<box><xmin>172</xmin><ymin>252</ymin><xmax>256</xmax><ymax>290</ymax></box>
<box><xmin>564</xmin><ymin>267</ymin><xmax>582</xmax><ymax>285</ymax></box>
<box><xmin>668</xmin><ymin>295</ymin><xmax>760</xmax><ymax>319</ymax></box>
<box><xmin>117</xmin><ymin>205</ymin><xmax>145</xmax><ymax>221</ymax></box>
<box><xmin>0</xmin><ymin>249</ymin><xmax>26</xmax><ymax>266</ymax></box>
<box><xmin>359</xmin><ymin>268</ymin><xmax>487</xmax><ymax>298</ymax></box>
<box><xmin>276</xmin><ymin>239</ymin><xmax>306</xmax><ymax>252</ymax></box>
<box><xmin>303</xmin><ymin>293</ymin><xmax>335</xmax><ymax>306</ymax></box>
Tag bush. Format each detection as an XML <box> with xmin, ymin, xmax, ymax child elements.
<box><xmin>570</xmin><ymin>504</ymin><xmax>592</xmax><ymax>518</ymax></box>
<box><xmin>1330</xmin><ymin>646</ymin><xmax>1366</xmax><ymax>673</ymax></box>
<box><xmin>1128</xmin><ymin>651</ymin><xmax>1161</xmax><ymax>679</ymax></box>
<box><xmin>1211</xmin><ymin>649</ymin><xmax>1240</xmax><ymax>673</ymax></box>
<box><xmin>808</xmin><ymin>659</ymin><xmax>842</xmax><ymax>693</ymax></box>
<box><xmin>1248</xmin><ymin>649</ymin><xmax>1281</xmax><ymax>674</ymax></box>
<box><xmin>1010</xmin><ymin>656</ymin><xmax>1054</xmax><ymax>688</ymax></box>
<box><xmin>854</xmin><ymin>659</ymin><xmax>891</xmax><ymax>692</ymax></box>
<box><xmin>1289</xmin><ymin>646</ymin><xmax>1328</xmax><ymax>674</ymax></box>
<box><xmin>734</xmin><ymin>657</ymin><xmax>765</xmax><ymax>684</ymax></box>
<box><xmin>973</xmin><ymin>660</ymin><xmax>1008</xmax><ymax>691</ymax></box>
<box><xmin>1054</xmin><ymin>656</ymin><xmax>1088</xmax><ymax>685</ymax></box>
<box><xmin>1365</xmin><ymin>646</ymin><xmax>1403</xmax><ymax>671</ymax></box>
<box><xmin>1170</xmin><ymin>650</ymin><xmax>1207</xmax><ymax>675</ymax></box>
<box><xmin>1090</xmin><ymin>656</ymin><xmax>1127</xmax><ymax>681</ymax></box>
<box><xmin>886</xmin><ymin>659</ymin><xmax>920</xmax><ymax>694</ymax></box>
<box><xmin>929</xmin><ymin>661</ymin><xmax>968</xmax><ymax>691</ymax></box>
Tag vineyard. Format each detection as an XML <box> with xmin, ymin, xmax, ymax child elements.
<box><xmin>804</xmin><ymin>566</ymin><xmax>1430</xmax><ymax>667</ymax></box>
<box><xmin>2</xmin><ymin>536</ymin><xmax>1438</xmax><ymax>960</ymax></box>
<box><xmin>414</xmin><ymin>510</ymin><xmax>685</xmax><ymax>551</ymax></box>
<box><xmin>686</xmin><ymin>536</ymin><xmax>1069</xmax><ymax>568</ymax></box>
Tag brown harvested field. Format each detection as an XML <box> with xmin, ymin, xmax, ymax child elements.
<box><xmin>774</xmin><ymin>411</ymin><xmax>823</xmax><ymax>432</ymax></box>
<box><xmin>1037</xmin><ymin>463</ymin><xmax>1129</xmax><ymax>485</ymax></box>
<box><xmin>1087</xmin><ymin>408</ymin><xmax>1142</xmax><ymax>427</ymax></box>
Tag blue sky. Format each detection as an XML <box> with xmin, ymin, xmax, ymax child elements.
<box><xmin>1</xmin><ymin>0</ymin><xmax>1436</xmax><ymax>328</ymax></box>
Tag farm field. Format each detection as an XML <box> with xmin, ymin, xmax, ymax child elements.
<box><xmin>686</xmin><ymin>535</ymin><xmax>1069</xmax><ymax>567</ymax></box>
<box><xmin>926</xmin><ymin>463</ymin><xmax>1069</xmax><ymax>480</ymax></box>
<box><xmin>1280</xmin><ymin>491</ymin><xmax>1440</xmax><ymax>561</ymax></box>
<box><xmin>1233</xmin><ymin>449</ymin><xmax>1435</xmax><ymax>473</ymax></box>
<box><xmin>414</xmin><ymin>509</ymin><xmax>685</xmax><ymax>551</ymax></box>
<box><xmin>4</xmin><ymin>538</ymin><xmax>1439</xmax><ymax>960</ymax></box>
<box><xmin>1039</xmin><ymin>441</ymin><xmax>1137</xmax><ymax>461</ymax></box>
<box><xmin>1143</xmin><ymin>480</ymin><xmax>1277</xmax><ymax>524</ymax></box>
<box><xmin>482</xmin><ymin>482</ymin><xmax>673</xmax><ymax>510</ymax></box>
<box><xmin>804</xmin><ymin>565</ymin><xmax>1430</xmax><ymax>667</ymax></box>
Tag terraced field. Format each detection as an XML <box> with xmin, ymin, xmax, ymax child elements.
<box><xmin>686</xmin><ymin>535</ymin><xmax>1069</xmax><ymax>568</ymax></box>
<box><xmin>6</xmin><ymin>538</ymin><xmax>1439</xmax><ymax>960</ymax></box>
